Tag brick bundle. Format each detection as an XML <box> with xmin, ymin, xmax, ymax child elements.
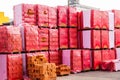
<box><xmin>62</xmin><ymin>50</ymin><xmax>82</xmax><ymax>73</ymax></box>
<box><xmin>69</xmin><ymin>28</ymin><xmax>77</xmax><ymax>48</ymax></box>
<box><xmin>0</xmin><ymin>54</ymin><xmax>23</xmax><ymax>80</ymax></box>
<box><xmin>56</xmin><ymin>64</ymin><xmax>70</xmax><ymax>76</ymax></box>
<box><xmin>68</xmin><ymin>7</ymin><xmax>77</xmax><ymax>27</ymax></box>
<box><xmin>49</xmin><ymin>29</ymin><xmax>58</xmax><ymax>50</ymax></box>
<box><xmin>37</xmin><ymin>5</ymin><xmax>49</xmax><ymax>27</ymax></box>
<box><xmin>38</xmin><ymin>28</ymin><xmax>49</xmax><ymax>50</ymax></box>
<box><xmin>0</xmin><ymin>26</ymin><xmax>22</xmax><ymax>53</ymax></box>
<box><xmin>20</xmin><ymin>24</ymin><xmax>39</xmax><ymax>51</ymax></box>
<box><xmin>57</xmin><ymin>6</ymin><xmax>68</xmax><ymax>27</ymax></box>
<box><xmin>81</xmin><ymin>50</ymin><xmax>91</xmax><ymax>71</ymax></box>
<box><xmin>59</xmin><ymin>28</ymin><xmax>68</xmax><ymax>49</ymax></box>
<box><xmin>26</xmin><ymin>53</ymin><xmax>56</xmax><ymax>80</ymax></box>
<box><xmin>79</xmin><ymin>30</ymin><xmax>101</xmax><ymax>49</ymax></box>
<box><xmin>100</xmin><ymin>59</ymin><xmax>120</xmax><ymax>71</ymax></box>
<box><xmin>48</xmin><ymin>7</ymin><xmax>57</xmax><ymax>28</ymax></box>
<box><xmin>49</xmin><ymin>50</ymin><xmax>60</xmax><ymax>65</ymax></box>
<box><xmin>14</xmin><ymin>4</ymin><xmax>36</xmax><ymax>26</ymax></box>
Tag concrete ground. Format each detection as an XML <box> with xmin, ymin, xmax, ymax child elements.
<box><xmin>57</xmin><ymin>71</ymin><xmax>120</xmax><ymax>80</ymax></box>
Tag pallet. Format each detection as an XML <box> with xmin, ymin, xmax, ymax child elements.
<box><xmin>71</xmin><ymin>70</ymin><xmax>82</xmax><ymax>74</ymax></box>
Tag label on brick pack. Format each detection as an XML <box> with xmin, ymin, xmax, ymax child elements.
<box><xmin>27</xmin><ymin>9</ymin><xmax>34</xmax><ymax>15</ymax></box>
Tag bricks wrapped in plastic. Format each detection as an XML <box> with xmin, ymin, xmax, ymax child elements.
<box><xmin>101</xmin><ymin>30</ymin><xmax>109</xmax><ymax>49</ymax></box>
<box><xmin>14</xmin><ymin>4</ymin><xmax>36</xmax><ymax>26</ymax></box>
<box><xmin>48</xmin><ymin>7</ymin><xmax>57</xmax><ymax>28</ymax></box>
<box><xmin>0</xmin><ymin>26</ymin><xmax>22</xmax><ymax>53</ymax></box>
<box><xmin>81</xmin><ymin>49</ymin><xmax>91</xmax><ymax>71</ymax></box>
<box><xmin>49</xmin><ymin>29</ymin><xmax>58</xmax><ymax>50</ymax></box>
<box><xmin>102</xmin><ymin>50</ymin><xmax>110</xmax><ymax>61</ymax></box>
<box><xmin>101</xmin><ymin>11</ymin><xmax>109</xmax><ymax>29</ymax></box>
<box><xmin>109</xmin><ymin>59</ymin><xmax>120</xmax><ymax>71</ymax></box>
<box><xmin>57</xmin><ymin>6</ymin><xmax>68</xmax><ymax>27</ymax></box>
<box><xmin>115</xmin><ymin>29</ymin><xmax>120</xmax><ymax>47</ymax></box>
<box><xmin>81</xmin><ymin>10</ymin><xmax>101</xmax><ymax>29</ymax></box>
<box><xmin>100</xmin><ymin>59</ymin><xmax>120</xmax><ymax>71</ymax></box>
<box><xmin>0</xmin><ymin>54</ymin><xmax>23</xmax><ymax>80</ymax></box>
<box><xmin>38</xmin><ymin>28</ymin><xmax>49</xmax><ymax>50</ymax></box>
<box><xmin>20</xmin><ymin>23</ymin><xmax>39</xmax><ymax>51</ymax></box>
<box><xmin>59</xmin><ymin>28</ymin><xmax>68</xmax><ymax>49</ymax></box>
<box><xmin>69</xmin><ymin>28</ymin><xmax>78</xmax><ymax>48</ymax></box>
<box><xmin>92</xmin><ymin>50</ymin><xmax>102</xmax><ymax>70</ymax></box>
<box><xmin>62</xmin><ymin>50</ymin><xmax>82</xmax><ymax>73</ymax></box>
<box><xmin>49</xmin><ymin>50</ymin><xmax>60</xmax><ymax>65</ymax></box>
<box><xmin>102</xmin><ymin>49</ymin><xmax>116</xmax><ymax>61</ymax></box>
<box><xmin>68</xmin><ymin>7</ymin><xmax>77</xmax><ymax>27</ymax></box>
<box><xmin>37</xmin><ymin>5</ymin><xmax>49</xmax><ymax>27</ymax></box>
<box><xmin>112</xmin><ymin>10</ymin><xmax>120</xmax><ymax>28</ymax></box>
<box><xmin>109</xmin><ymin>49</ymin><xmax>116</xmax><ymax>60</ymax></box>
<box><xmin>81</xmin><ymin>30</ymin><xmax>101</xmax><ymax>49</ymax></box>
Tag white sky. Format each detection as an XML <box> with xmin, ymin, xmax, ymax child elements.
<box><xmin>0</xmin><ymin>0</ymin><xmax>120</xmax><ymax>18</ymax></box>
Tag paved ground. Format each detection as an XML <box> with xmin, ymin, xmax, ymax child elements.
<box><xmin>57</xmin><ymin>71</ymin><xmax>120</xmax><ymax>80</ymax></box>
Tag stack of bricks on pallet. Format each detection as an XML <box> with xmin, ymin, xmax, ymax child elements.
<box><xmin>56</xmin><ymin>64</ymin><xmax>71</xmax><ymax>76</ymax></box>
<box><xmin>14</xmin><ymin>4</ymin><xmax>36</xmax><ymax>26</ymax></box>
<box><xmin>0</xmin><ymin>26</ymin><xmax>22</xmax><ymax>53</ymax></box>
<box><xmin>0</xmin><ymin>54</ymin><xmax>23</xmax><ymax>80</ymax></box>
<box><xmin>26</xmin><ymin>53</ymin><xmax>56</xmax><ymax>80</ymax></box>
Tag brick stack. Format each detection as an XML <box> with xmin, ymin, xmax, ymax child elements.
<box><xmin>49</xmin><ymin>29</ymin><xmax>58</xmax><ymax>50</ymax></box>
<box><xmin>48</xmin><ymin>7</ymin><xmax>57</xmax><ymax>28</ymax></box>
<box><xmin>78</xmin><ymin>10</ymin><xmax>102</xmax><ymax>71</ymax></box>
<box><xmin>14</xmin><ymin>4</ymin><xmax>36</xmax><ymax>26</ymax></box>
<box><xmin>59</xmin><ymin>28</ymin><xmax>68</xmax><ymax>49</ymax></box>
<box><xmin>0</xmin><ymin>26</ymin><xmax>22</xmax><ymax>53</ymax></box>
<box><xmin>81</xmin><ymin>50</ymin><xmax>91</xmax><ymax>71</ymax></box>
<box><xmin>37</xmin><ymin>5</ymin><xmax>49</xmax><ymax>27</ymax></box>
<box><xmin>0</xmin><ymin>26</ymin><xmax>23</xmax><ymax>80</ymax></box>
<box><xmin>68</xmin><ymin>7</ymin><xmax>78</xmax><ymax>49</ymax></box>
<box><xmin>78</xmin><ymin>10</ymin><xmax>117</xmax><ymax>71</ymax></box>
<box><xmin>57</xmin><ymin>6</ymin><xmax>69</xmax><ymax>49</ymax></box>
<box><xmin>0</xmin><ymin>54</ymin><xmax>23</xmax><ymax>80</ymax></box>
<box><xmin>20</xmin><ymin>24</ymin><xmax>39</xmax><ymax>51</ymax></box>
<box><xmin>61</xmin><ymin>50</ymin><xmax>82</xmax><ymax>73</ymax></box>
<box><xmin>48</xmin><ymin>7</ymin><xmax>59</xmax><ymax>65</ymax></box>
<box><xmin>100</xmin><ymin>59</ymin><xmax>120</xmax><ymax>71</ymax></box>
<box><xmin>38</xmin><ymin>28</ymin><xmax>49</xmax><ymax>51</ymax></box>
<box><xmin>26</xmin><ymin>53</ymin><xmax>56</xmax><ymax>80</ymax></box>
<box><xmin>100</xmin><ymin>11</ymin><xmax>114</xmax><ymax>70</ymax></box>
<box><xmin>49</xmin><ymin>50</ymin><xmax>60</xmax><ymax>66</ymax></box>
<box><xmin>56</xmin><ymin>64</ymin><xmax>70</xmax><ymax>76</ymax></box>
<box><xmin>37</xmin><ymin>4</ymin><xmax>49</xmax><ymax>53</ymax></box>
